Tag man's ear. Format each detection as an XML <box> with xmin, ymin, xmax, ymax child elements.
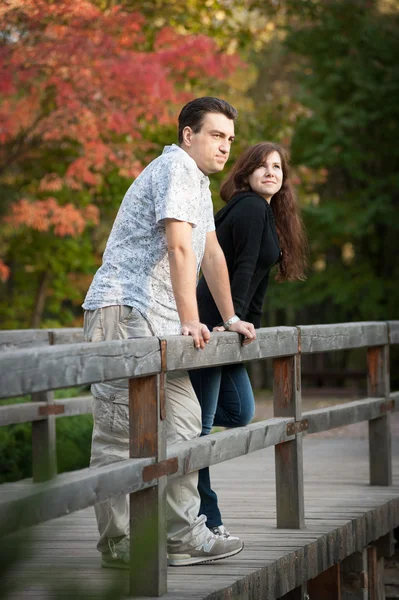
<box><xmin>182</xmin><ymin>126</ymin><xmax>193</xmax><ymax>147</ymax></box>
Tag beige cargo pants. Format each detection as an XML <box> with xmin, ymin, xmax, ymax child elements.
<box><xmin>84</xmin><ymin>305</ymin><xmax>209</xmax><ymax>553</ymax></box>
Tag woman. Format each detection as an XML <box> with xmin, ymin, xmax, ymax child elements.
<box><xmin>189</xmin><ymin>142</ymin><xmax>307</xmax><ymax>539</ymax></box>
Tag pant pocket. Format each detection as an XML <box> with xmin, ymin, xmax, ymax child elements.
<box><xmin>110</xmin><ymin>403</ymin><xmax>129</xmax><ymax>438</ymax></box>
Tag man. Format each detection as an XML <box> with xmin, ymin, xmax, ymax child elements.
<box><xmin>82</xmin><ymin>97</ymin><xmax>256</xmax><ymax>569</ymax></box>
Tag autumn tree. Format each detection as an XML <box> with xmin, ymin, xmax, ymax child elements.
<box><xmin>0</xmin><ymin>0</ymin><xmax>241</xmax><ymax>327</ymax></box>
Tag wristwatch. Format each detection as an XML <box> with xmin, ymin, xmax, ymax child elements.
<box><xmin>223</xmin><ymin>315</ymin><xmax>240</xmax><ymax>330</ymax></box>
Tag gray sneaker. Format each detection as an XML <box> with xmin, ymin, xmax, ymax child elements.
<box><xmin>168</xmin><ymin>532</ymin><xmax>243</xmax><ymax>567</ymax></box>
<box><xmin>209</xmin><ymin>525</ymin><xmax>240</xmax><ymax>540</ymax></box>
<box><xmin>101</xmin><ymin>537</ymin><xmax>130</xmax><ymax>570</ymax></box>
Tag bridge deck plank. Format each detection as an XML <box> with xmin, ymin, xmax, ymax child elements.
<box><xmin>4</xmin><ymin>435</ymin><xmax>399</xmax><ymax>600</ymax></box>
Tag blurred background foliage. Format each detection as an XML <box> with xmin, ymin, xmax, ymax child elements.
<box><xmin>1</xmin><ymin>0</ymin><xmax>399</xmax><ymax>473</ymax></box>
<box><xmin>1</xmin><ymin>0</ymin><xmax>398</xmax><ymax>331</ymax></box>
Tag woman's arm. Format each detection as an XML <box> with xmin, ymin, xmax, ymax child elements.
<box><xmin>228</xmin><ymin>197</ymin><xmax>267</xmax><ymax>317</ymax></box>
<box><xmin>245</xmin><ymin>273</ymin><xmax>270</xmax><ymax>328</ymax></box>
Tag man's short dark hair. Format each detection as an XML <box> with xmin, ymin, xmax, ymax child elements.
<box><xmin>178</xmin><ymin>97</ymin><xmax>238</xmax><ymax>144</ymax></box>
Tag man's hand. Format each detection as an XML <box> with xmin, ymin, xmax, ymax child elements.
<box><xmin>213</xmin><ymin>320</ymin><xmax>256</xmax><ymax>346</ymax></box>
<box><xmin>181</xmin><ymin>320</ymin><xmax>211</xmax><ymax>349</ymax></box>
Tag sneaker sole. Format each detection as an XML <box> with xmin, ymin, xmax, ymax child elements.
<box><xmin>101</xmin><ymin>559</ymin><xmax>130</xmax><ymax>570</ymax></box>
<box><xmin>168</xmin><ymin>542</ymin><xmax>244</xmax><ymax>567</ymax></box>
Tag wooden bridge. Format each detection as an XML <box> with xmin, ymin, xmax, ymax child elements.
<box><xmin>1</xmin><ymin>321</ymin><xmax>399</xmax><ymax>599</ymax></box>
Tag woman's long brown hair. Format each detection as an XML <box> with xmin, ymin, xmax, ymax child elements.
<box><xmin>220</xmin><ymin>142</ymin><xmax>307</xmax><ymax>282</ymax></box>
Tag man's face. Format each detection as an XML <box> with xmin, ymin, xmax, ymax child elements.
<box><xmin>182</xmin><ymin>113</ymin><xmax>235</xmax><ymax>175</ymax></box>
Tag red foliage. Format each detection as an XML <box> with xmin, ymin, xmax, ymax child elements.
<box><xmin>0</xmin><ymin>1</ymin><xmax>241</xmax><ymax>186</ymax></box>
<box><xmin>0</xmin><ymin>259</ymin><xmax>9</xmax><ymax>282</ymax></box>
<box><xmin>6</xmin><ymin>198</ymin><xmax>99</xmax><ymax>237</ymax></box>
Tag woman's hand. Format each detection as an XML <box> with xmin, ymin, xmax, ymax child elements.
<box><xmin>213</xmin><ymin>321</ymin><xmax>256</xmax><ymax>346</ymax></box>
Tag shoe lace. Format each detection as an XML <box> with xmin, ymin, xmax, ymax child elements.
<box><xmin>107</xmin><ymin>537</ymin><xmax>130</xmax><ymax>562</ymax></box>
<box><xmin>108</xmin><ymin>538</ymin><xmax>118</xmax><ymax>559</ymax></box>
<box><xmin>212</xmin><ymin>525</ymin><xmax>230</xmax><ymax>538</ymax></box>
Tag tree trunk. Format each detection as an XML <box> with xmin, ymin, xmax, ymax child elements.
<box><xmin>31</xmin><ymin>271</ymin><xmax>50</xmax><ymax>328</ymax></box>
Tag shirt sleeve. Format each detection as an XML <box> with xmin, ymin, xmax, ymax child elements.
<box><xmin>206</xmin><ymin>195</ymin><xmax>216</xmax><ymax>233</ymax></box>
<box><xmin>229</xmin><ymin>197</ymin><xmax>267</xmax><ymax>317</ymax></box>
<box><xmin>152</xmin><ymin>158</ymin><xmax>200</xmax><ymax>227</ymax></box>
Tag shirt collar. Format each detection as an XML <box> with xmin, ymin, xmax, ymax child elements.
<box><xmin>163</xmin><ymin>144</ymin><xmax>210</xmax><ymax>186</ymax></box>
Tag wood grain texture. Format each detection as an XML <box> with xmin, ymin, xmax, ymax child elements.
<box><xmin>341</xmin><ymin>550</ymin><xmax>368</xmax><ymax>600</ymax></box>
<box><xmin>273</xmin><ymin>354</ymin><xmax>305</xmax><ymax>529</ymax></box>
<box><xmin>0</xmin><ymin>328</ymin><xmax>84</xmax><ymax>351</ymax></box>
<box><xmin>2</xmin><ymin>437</ymin><xmax>398</xmax><ymax>600</ymax></box>
<box><xmin>307</xmin><ymin>563</ymin><xmax>340</xmax><ymax>599</ymax></box>
<box><xmin>299</xmin><ymin>322</ymin><xmax>388</xmax><ymax>354</ymax></box>
<box><xmin>129</xmin><ymin>375</ymin><xmax>167</xmax><ymax>596</ymax></box>
<box><xmin>387</xmin><ymin>320</ymin><xmax>399</xmax><ymax>345</ymax></box>
<box><xmin>2</xmin><ymin>394</ymin><xmax>399</xmax><ymax>534</ymax></box>
<box><xmin>163</xmin><ymin>327</ymin><xmax>298</xmax><ymax>372</ymax></box>
<box><xmin>31</xmin><ymin>391</ymin><xmax>57</xmax><ymax>483</ymax></box>
<box><xmin>0</xmin><ymin>337</ymin><xmax>161</xmax><ymax>398</ymax></box>
<box><xmin>50</xmin><ymin>328</ymin><xmax>84</xmax><ymax>345</ymax></box>
<box><xmin>367</xmin><ymin>345</ymin><xmax>392</xmax><ymax>486</ymax></box>
<box><xmin>367</xmin><ymin>546</ymin><xmax>385</xmax><ymax>600</ymax></box>
<box><xmin>303</xmin><ymin>396</ymin><xmax>398</xmax><ymax>434</ymax></box>
<box><xmin>0</xmin><ymin>396</ymin><xmax>92</xmax><ymax>426</ymax></box>
<box><xmin>0</xmin><ymin>329</ymin><xmax>50</xmax><ymax>351</ymax></box>
<box><xmin>0</xmin><ymin>416</ymin><xmax>293</xmax><ymax>535</ymax></box>
<box><xmin>1</xmin><ymin>393</ymin><xmax>398</xmax><ymax>428</ymax></box>
<box><xmin>0</xmin><ymin>455</ymin><xmax>155</xmax><ymax>536</ymax></box>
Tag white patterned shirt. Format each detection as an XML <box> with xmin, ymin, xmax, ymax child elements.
<box><xmin>82</xmin><ymin>145</ymin><xmax>215</xmax><ymax>335</ymax></box>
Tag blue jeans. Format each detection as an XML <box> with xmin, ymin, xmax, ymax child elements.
<box><xmin>189</xmin><ymin>364</ymin><xmax>255</xmax><ymax>528</ymax></box>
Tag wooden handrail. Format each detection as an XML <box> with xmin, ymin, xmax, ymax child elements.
<box><xmin>1</xmin><ymin>322</ymin><xmax>396</xmax><ymax>399</ymax></box>
<box><xmin>0</xmin><ymin>320</ymin><xmax>398</xmax><ymax>597</ymax></box>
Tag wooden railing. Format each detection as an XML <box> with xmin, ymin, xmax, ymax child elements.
<box><xmin>0</xmin><ymin>321</ymin><xmax>398</xmax><ymax>597</ymax></box>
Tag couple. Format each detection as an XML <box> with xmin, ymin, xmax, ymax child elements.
<box><xmin>82</xmin><ymin>97</ymin><xmax>306</xmax><ymax>570</ymax></box>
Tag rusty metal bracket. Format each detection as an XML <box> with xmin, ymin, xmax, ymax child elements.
<box><xmin>159</xmin><ymin>338</ymin><xmax>167</xmax><ymax>420</ymax></box>
<box><xmin>380</xmin><ymin>399</ymin><xmax>395</xmax><ymax>413</ymax></box>
<box><xmin>142</xmin><ymin>457</ymin><xmax>178</xmax><ymax>482</ymax></box>
<box><xmin>286</xmin><ymin>419</ymin><xmax>308</xmax><ymax>436</ymax></box>
<box><xmin>39</xmin><ymin>405</ymin><xmax>64</xmax><ymax>416</ymax></box>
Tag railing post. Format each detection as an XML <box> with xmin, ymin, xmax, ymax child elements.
<box><xmin>129</xmin><ymin>373</ymin><xmax>167</xmax><ymax>597</ymax></box>
<box><xmin>367</xmin><ymin>344</ymin><xmax>392</xmax><ymax>486</ymax></box>
<box><xmin>31</xmin><ymin>390</ymin><xmax>57</xmax><ymax>482</ymax></box>
<box><xmin>273</xmin><ymin>351</ymin><xmax>305</xmax><ymax>529</ymax></box>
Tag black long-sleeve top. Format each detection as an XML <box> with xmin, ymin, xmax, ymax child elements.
<box><xmin>197</xmin><ymin>191</ymin><xmax>281</xmax><ymax>329</ymax></box>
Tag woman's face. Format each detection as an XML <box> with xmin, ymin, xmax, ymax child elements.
<box><xmin>248</xmin><ymin>150</ymin><xmax>283</xmax><ymax>202</ymax></box>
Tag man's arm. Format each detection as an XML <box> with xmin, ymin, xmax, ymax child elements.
<box><xmin>165</xmin><ymin>219</ymin><xmax>210</xmax><ymax>349</ymax></box>
<box><xmin>201</xmin><ymin>231</ymin><xmax>256</xmax><ymax>342</ymax></box>
<box><xmin>201</xmin><ymin>231</ymin><xmax>236</xmax><ymax>323</ymax></box>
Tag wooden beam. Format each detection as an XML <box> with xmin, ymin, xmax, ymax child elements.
<box><xmin>281</xmin><ymin>585</ymin><xmax>308</xmax><ymax>599</ymax></box>
<box><xmin>0</xmin><ymin>337</ymin><xmax>161</xmax><ymax>398</ymax></box>
<box><xmin>307</xmin><ymin>563</ymin><xmax>341</xmax><ymax>599</ymax></box>
<box><xmin>367</xmin><ymin>546</ymin><xmax>385</xmax><ymax>600</ymax></box>
<box><xmin>273</xmin><ymin>353</ymin><xmax>305</xmax><ymax>529</ymax></box>
<box><xmin>129</xmin><ymin>375</ymin><xmax>166</xmax><ymax>596</ymax></box>
<box><xmin>300</xmin><ymin>322</ymin><xmax>388</xmax><ymax>354</ymax></box>
<box><xmin>367</xmin><ymin>344</ymin><xmax>392</xmax><ymax>486</ymax></box>
<box><xmin>373</xmin><ymin>531</ymin><xmax>396</xmax><ymax>559</ymax></box>
<box><xmin>303</xmin><ymin>396</ymin><xmax>397</xmax><ymax>434</ymax></box>
<box><xmin>1</xmin><ymin>322</ymin><xmax>397</xmax><ymax>399</ymax></box>
<box><xmin>2</xmin><ymin>391</ymin><xmax>398</xmax><ymax>429</ymax></box>
<box><xmin>0</xmin><ymin>454</ymin><xmax>155</xmax><ymax>537</ymax></box>
<box><xmin>49</xmin><ymin>328</ymin><xmax>84</xmax><ymax>345</ymax></box>
<box><xmin>341</xmin><ymin>550</ymin><xmax>368</xmax><ymax>600</ymax></box>
<box><xmin>164</xmin><ymin>327</ymin><xmax>298</xmax><ymax>371</ymax></box>
<box><xmin>0</xmin><ymin>415</ymin><xmax>293</xmax><ymax>535</ymax></box>
<box><xmin>387</xmin><ymin>320</ymin><xmax>399</xmax><ymax>345</ymax></box>
<box><xmin>31</xmin><ymin>390</ymin><xmax>57</xmax><ymax>482</ymax></box>
<box><xmin>0</xmin><ymin>396</ymin><xmax>91</xmax><ymax>426</ymax></box>
<box><xmin>0</xmin><ymin>329</ymin><xmax>50</xmax><ymax>351</ymax></box>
